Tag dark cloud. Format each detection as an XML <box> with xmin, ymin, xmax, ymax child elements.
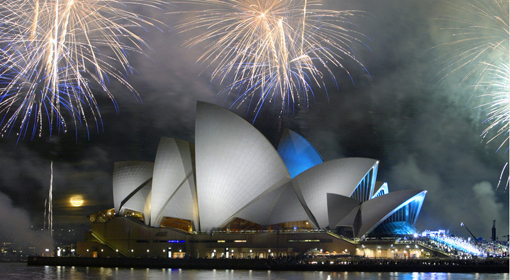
<box><xmin>0</xmin><ymin>0</ymin><xmax>507</xmax><ymax>243</ymax></box>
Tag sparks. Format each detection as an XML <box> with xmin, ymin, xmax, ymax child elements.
<box><xmin>171</xmin><ymin>0</ymin><xmax>370</xmax><ymax>121</ymax></box>
<box><xmin>0</xmin><ymin>0</ymin><xmax>165</xmax><ymax>140</ymax></box>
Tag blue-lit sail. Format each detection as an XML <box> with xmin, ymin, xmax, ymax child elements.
<box><xmin>277</xmin><ymin>129</ymin><xmax>323</xmax><ymax>178</ymax></box>
<box><xmin>370</xmin><ymin>191</ymin><xmax>427</xmax><ymax>236</ymax></box>
<box><xmin>350</xmin><ymin>165</ymin><xmax>378</xmax><ymax>202</ymax></box>
<box><xmin>372</xmin><ymin>182</ymin><xmax>389</xmax><ymax>198</ymax></box>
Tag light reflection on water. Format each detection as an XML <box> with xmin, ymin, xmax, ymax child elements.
<box><xmin>0</xmin><ymin>263</ymin><xmax>507</xmax><ymax>280</ymax></box>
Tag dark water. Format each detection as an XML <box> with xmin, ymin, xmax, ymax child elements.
<box><xmin>0</xmin><ymin>263</ymin><xmax>507</xmax><ymax>280</ymax></box>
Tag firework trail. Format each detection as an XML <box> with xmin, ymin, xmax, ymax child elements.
<box><xmin>434</xmin><ymin>0</ymin><xmax>508</xmax><ymax>83</ymax></box>
<box><xmin>434</xmin><ymin>0</ymin><xmax>509</xmax><ymax>189</ymax></box>
<box><xmin>477</xmin><ymin>56</ymin><xmax>509</xmax><ymax>152</ymax></box>
<box><xmin>0</xmin><ymin>0</ymin><xmax>165</xmax><ymax>140</ymax></box>
<box><xmin>171</xmin><ymin>0</ymin><xmax>370</xmax><ymax>121</ymax></box>
<box><xmin>434</xmin><ymin>0</ymin><xmax>508</xmax><ymax>138</ymax></box>
<box><xmin>478</xmin><ymin>56</ymin><xmax>509</xmax><ymax>189</ymax></box>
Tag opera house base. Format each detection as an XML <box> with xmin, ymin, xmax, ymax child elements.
<box><xmin>27</xmin><ymin>256</ymin><xmax>509</xmax><ymax>273</ymax></box>
<box><xmin>77</xmin><ymin>217</ymin><xmax>363</xmax><ymax>260</ymax></box>
<box><xmin>75</xmin><ymin>217</ymin><xmax>448</xmax><ymax>260</ymax></box>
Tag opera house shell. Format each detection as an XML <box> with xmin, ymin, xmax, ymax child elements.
<box><xmin>110</xmin><ymin>101</ymin><xmax>426</xmax><ymax>239</ymax></box>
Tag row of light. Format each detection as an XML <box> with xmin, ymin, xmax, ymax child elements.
<box><xmin>359</xmin><ymin>244</ymin><xmax>419</xmax><ymax>249</ymax></box>
<box><xmin>85</xmin><ymin>248</ymin><xmax>182</xmax><ymax>253</ymax></box>
<box><xmin>213</xmin><ymin>248</ymin><xmax>268</xmax><ymax>253</ymax></box>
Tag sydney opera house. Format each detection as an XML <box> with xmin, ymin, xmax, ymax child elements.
<box><xmin>77</xmin><ymin>102</ymin><xmax>428</xmax><ymax>259</ymax></box>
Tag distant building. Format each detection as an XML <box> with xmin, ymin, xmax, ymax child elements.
<box><xmin>78</xmin><ymin>102</ymin><xmax>427</xmax><ymax>258</ymax></box>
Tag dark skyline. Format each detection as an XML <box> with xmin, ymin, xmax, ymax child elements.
<box><xmin>0</xmin><ymin>0</ymin><xmax>507</xmax><ymax>246</ymax></box>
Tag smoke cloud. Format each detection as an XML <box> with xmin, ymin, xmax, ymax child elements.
<box><xmin>0</xmin><ymin>192</ymin><xmax>53</xmax><ymax>253</ymax></box>
<box><xmin>472</xmin><ymin>181</ymin><xmax>506</xmax><ymax>238</ymax></box>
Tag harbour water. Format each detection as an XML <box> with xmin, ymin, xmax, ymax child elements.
<box><xmin>0</xmin><ymin>263</ymin><xmax>507</xmax><ymax>280</ymax></box>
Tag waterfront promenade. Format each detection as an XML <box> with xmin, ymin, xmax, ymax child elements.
<box><xmin>27</xmin><ymin>256</ymin><xmax>509</xmax><ymax>273</ymax></box>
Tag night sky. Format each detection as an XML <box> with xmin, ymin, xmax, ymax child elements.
<box><xmin>0</xmin><ymin>0</ymin><xmax>507</xmax><ymax>247</ymax></box>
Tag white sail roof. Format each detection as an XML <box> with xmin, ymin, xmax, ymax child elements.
<box><xmin>195</xmin><ymin>102</ymin><xmax>291</xmax><ymax>231</ymax></box>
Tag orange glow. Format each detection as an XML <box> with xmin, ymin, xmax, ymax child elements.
<box><xmin>70</xmin><ymin>195</ymin><xmax>84</xmax><ymax>207</ymax></box>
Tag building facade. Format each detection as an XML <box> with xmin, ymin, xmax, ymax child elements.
<box><xmin>78</xmin><ymin>102</ymin><xmax>427</xmax><ymax>258</ymax></box>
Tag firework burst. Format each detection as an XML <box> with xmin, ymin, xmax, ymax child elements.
<box><xmin>434</xmin><ymin>0</ymin><xmax>509</xmax><ymax>188</ymax></box>
<box><xmin>434</xmin><ymin>0</ymin><xmax>508</xmax><ymax>86</ymax></box>
<box><xmin>478</xmin><ymin>56</ymin><xmax>509</xmax><ymax>189</ymax></box>
<box><xmin>0</xmin><ymin>0</ymin><xmax>165</xmax><ymax>140</ymax></box>
<box><xmin>477</xmin><ymin>56</ymin><xmax>509</xmax><ymax>151</ymax></box>
<box><xmin>171</xmin><ymin>0</ymin><xmax>370</xmax><ymax>120</ymax></box>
